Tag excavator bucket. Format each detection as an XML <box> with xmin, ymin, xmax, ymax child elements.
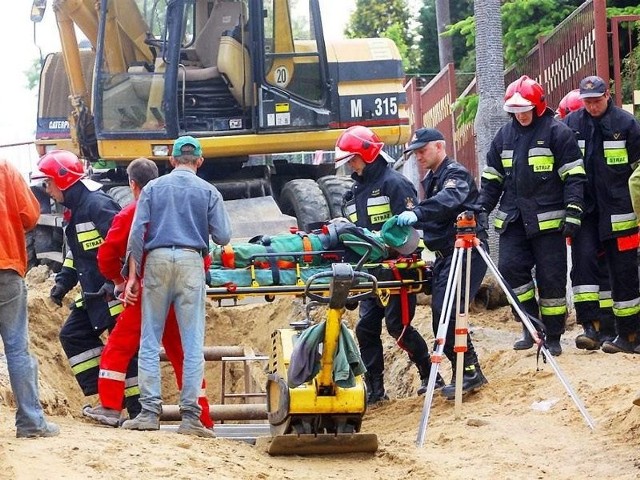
<box><xmin>264</xmin><ymin>433</ymin><xmax>378</xmax><ymax>456</ymax></box>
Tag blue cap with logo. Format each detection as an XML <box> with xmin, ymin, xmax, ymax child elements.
<box><xmin>172</xmin><ymin>136</ymin><xmax>202</xmax><ymax>157</ymax></box>
<box><xmin>579</xmin><ymin>76</ymin><xmax>607</xmax><ymax>99</ymax></box>
<box><xmin>403</xmin><ymin>128</ymin><xmax>445</xmax><ymax>154</ymax></box>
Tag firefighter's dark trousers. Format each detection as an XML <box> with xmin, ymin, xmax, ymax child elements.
<box><xmin>59</xmin><ymin>307</ymin><xmax>139</xmax><ymax>416</ymax></box>
<box><xmin>571</xmin><ymin>212</ymin><xmax>640</xmax><ymax>336</ymax></box>
<box><xmin>570</xmin><ymin>212</ymin><xmax>615</xmax><ymax>334</ymax></box>
<box><xmin>356</xmin><ymin>293</ymin><xmax>432</xmax><ymax>379</ymax></box>
<box><xmin>498</xmin><ymin>218</ymin><xmax>567</xmax><ymax>336</ymax></box>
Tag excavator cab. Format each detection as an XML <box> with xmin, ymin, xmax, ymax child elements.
<box><xmin>92</xmin><ymin>0</ymin><xmax>331</xmax><ymax>142</ymax></box>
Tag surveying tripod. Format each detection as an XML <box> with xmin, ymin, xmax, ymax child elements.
<box><xmin>416</xmin><ymin>211</ymin><xmax>596</xmax><ymax>447</ymax></box>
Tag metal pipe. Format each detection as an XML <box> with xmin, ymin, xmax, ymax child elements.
<box><xmin>159</xmin><ymin>345</ymin><xmax>245</xmax><ymax>361</ymax></box>
<box><xmin>160</xmin><ymin>403</ymin><xmax>267</xmax><ymax>421</ymax></box>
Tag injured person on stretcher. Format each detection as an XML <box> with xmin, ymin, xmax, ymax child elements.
<box><xmin>206</xmin><ymin>216</ymin><xmax>426</xmax><ymax>291</ymax></box>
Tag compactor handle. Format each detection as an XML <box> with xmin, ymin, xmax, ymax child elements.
<box><xmin>305</xmin><ymin>263</ymin><xmax>377</xmax><ymax>309</ymax></box>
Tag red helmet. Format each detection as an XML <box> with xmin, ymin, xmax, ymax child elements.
<box><xmin>335</xmin><ymin>126</ymin><xmax>384</xmax><ymax>168</ymax></box>
<box><xmin>556</xmin><ymin>89</ymin><xmax>583</xmax><ymax>119</ymax></box>
<box><xmin>504</xmin><ymin>75</ymin><xmax>547</xmax><ymax>116</ymax></box>
<box><xmin>32</xmin><ymin>150</ymin><xmax>85</xmax><ymax>191</ymax></box>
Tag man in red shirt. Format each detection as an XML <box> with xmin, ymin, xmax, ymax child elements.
<box><xmin>83</xmin><ymin>157</ymin><xmax>213</xmax><ymax>431</ymax></box>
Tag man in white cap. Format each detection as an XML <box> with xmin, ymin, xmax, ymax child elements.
<box><xmin>398</xmin><ymin>127</ymin><xmax>488</xmax><ymax>399</ymax></box>
<box><xmin>564</xmin><ymin>75</ymin><xmax>640</xmax><ymax>354</ymax></box>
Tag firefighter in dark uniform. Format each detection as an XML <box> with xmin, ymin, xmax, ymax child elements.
<box><xmin>564</xmin><ymin>75</ymin><xmax>640</xmax><ymax>353</ymax></box>
<box><xmin>479</xmin><ymin>76</ymin><xmax>586</xmax><ymax>356</ymax></box>
<box><xmin>335</xmin><ymin>125</ymin><xmax>440</xmax><ymax>404</ymax></box>
<box><xmin>31</xmin><ymin>150</ymin><xmax>140</xmax><ymax>418</ymax></box>
<box><xmin>557</xmin><ymin>89</ymin><xmax>616</xmax><ymax>349</ymax></box>
<box><xmin>397</xmin><ymin>127</ymin><xmax>488</xmax><ymax>399</ymax></box>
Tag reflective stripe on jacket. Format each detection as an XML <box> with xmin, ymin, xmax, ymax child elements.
<box><xmin>343</xmin><ymin>157</ymin><xmax>418</xmax><ymax>232</ymax></box>
<box><xmin>564</xmin><ymin>101</ymin><xmax>640</xmax><ymax>240</ymax></box>
<box><xmin>480</xmin><ymin>109</ymin><xmax>586</xmax><ymax>238</ymax></box>
<box><xmin>55</xmin><ymin>182</ymin><xmax>122</xmax><ymax>331</ymax></box>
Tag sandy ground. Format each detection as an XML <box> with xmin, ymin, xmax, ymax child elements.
<box><xmin>0</xmin><ymin>266</ymin><xmax>639</xmax><ymax>479</ymax></box>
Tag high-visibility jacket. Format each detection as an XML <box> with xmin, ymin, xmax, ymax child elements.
<box><xmin>564</xmin><ymin>100</ymin><xmax>640</xmax><ymax>240</ymax></box>
<box><xmin>343</xmin><ymin>157</ymin><xmax>418</xmax><ymax>231</ymax></box>
<box><xmin>480</xmin><ymin>108</ymin><xmax>586</xmax><ymax>238</ymax></box>
<box><xmin>55</xmin><ymin>182</ymin><xmax>122</xmax><ymax>331</ymax></box>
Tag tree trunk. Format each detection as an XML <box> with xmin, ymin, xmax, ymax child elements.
<box><xmin>435</xmin><ymin>0</ymin><xmax>453</xmax><ymax>68</ymax></box>
<box><xmin>474</xmin><ymin>0</ymin><xmax>507</xmax><ymax>259</ymax></box>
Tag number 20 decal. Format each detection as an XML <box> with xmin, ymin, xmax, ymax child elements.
<box><xmin>374</xmin><ymin>97</ymin><xmax>398</xmax><ymax>116</ymax></box>
<box><xmin>274</xmin><ymin>66</ymin><xmax>289</xmax><ymax>88</ymax></box>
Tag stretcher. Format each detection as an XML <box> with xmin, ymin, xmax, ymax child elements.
<box><xmin>206</xmin><ymin>243</ymin><xmax>432</xmax><ymax>304</ymax></box>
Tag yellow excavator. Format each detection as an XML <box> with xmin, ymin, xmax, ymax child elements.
<box><xmin>29</xmin><ymin>0</ymin><xmax>409</xmax><ymax>266</ymax></box>
<box><xmin>265</xmin><ymin>262</ymin><xmax>379</xmax><ymax>455</ymax></box>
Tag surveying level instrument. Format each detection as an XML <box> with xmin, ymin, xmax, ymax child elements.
<box><xmin>416</xmin><ymin>211</ymin><xmax>595</xmax><ymax>447</ymax></box>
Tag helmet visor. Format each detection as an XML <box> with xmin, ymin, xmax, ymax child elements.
<box><xmin>504</xmin><ymin>92</ymin><xmax>535</xmax><ymax>114</ymax></box>
<box><xmin>335</xmin><ymin>144</ymin><xmax>356</xmax><ymax>168</ymax></box>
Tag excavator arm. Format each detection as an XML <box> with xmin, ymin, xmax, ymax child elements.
<box><xmin>41</xmin><ymin>0</ymin><xmax>155</xmax><ymax>158</ymax></box>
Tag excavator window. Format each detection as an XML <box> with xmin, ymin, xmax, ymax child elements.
<box><xmin>262</xmin><ymin>0</ymin><xmax>324</xmax><ymax>104</ymax></box>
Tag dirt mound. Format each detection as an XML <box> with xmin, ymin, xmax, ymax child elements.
<box><xmin>0</xmin><ymin>269</ymin><xmax>639</xmax><ymax>479</ymax></box>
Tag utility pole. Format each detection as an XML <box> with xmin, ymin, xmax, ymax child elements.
<box><xmin>435</xmin><ymin>0</ymin><xmax>453</xmax><ymax>68</ymax></box>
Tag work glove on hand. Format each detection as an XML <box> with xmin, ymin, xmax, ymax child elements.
<box><xmin>396</xmin><ymin>211</ymin><xmax>418</xmax><ymax>227</ymax></box>
<box><xmin>49</xmin><ymin>283</ymin><xmax>67</xmax><ymax>307</ymax></box>
<box><xmin>96</xmin><ymin>281</ymin><xmax>116</xmax><ymax>302</ymax></box>
<box><xmin>562</xmin><ymin>203</ymin><xmax>582</xmax><ymax>239</ymax></box>
<box><xmin>476</xmin><ymin>210</ymin><xmax>489</xmax><ymax>242</ymax></box>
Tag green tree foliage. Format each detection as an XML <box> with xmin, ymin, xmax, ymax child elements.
<box><xmin>416</xmin><ymin>0</ymin><xmax>473</xmax><ymax>75</ymax></box>
<box><xmin>345</xmin><ymin>0</ymin><xmax>410</xmax><ymax>39</ymax></box>
<box><xmin>345</xmin><ymin>0</ymin><xmax>417</xmax><ymax>72</ymax></box>
<box><xmin>448</xmin><ymin>0</ymin><xmax>582</xmax><ymax>67</ymax></box>
<box><xmin>382</xmin><ymin>23</ymin><xmax>412</xmax><ymax>72</ymax></box>
<box><xmin>25</xmin><ymin>58</ymin><xmax>42</xmax><ymax>91</ymax></box>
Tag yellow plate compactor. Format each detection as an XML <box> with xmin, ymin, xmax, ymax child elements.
<box><xmin>265</xmin><ymin>263</ymin><xmax>379</xmax><ymax>455</ymax></box>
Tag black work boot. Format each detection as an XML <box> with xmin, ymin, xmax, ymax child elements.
<box><xmin>417</xmin><ymin>373</ymin><xmax>445</xmax><ymax>395</ymax></box>
<box><xmin>365</xmin><ymin>373</ymin><xmax>388</xmax><ymax>405</ymax></box>
<box><xmin>601</xmin><ymin>334</ymin><xmax>639</xmax><ymax>354</ymax></box>
<box><xmin>441</xmin><ymin>364</ymin><xmax>488</xmax><ymax>400</ymax></box>
<box><xmin>513</xmin><ymin>325</ymin><xmax>534</xmax><ymax>350</ymax></box>
<box><xmin>545</xmin><ymin>335</ymin><xmax>562</xmax><ymax>356</ymax></box>
<box><xmin>575</xmin><ymin>323</ymin><xmax>601</xmax><ymax>350</ymax></box>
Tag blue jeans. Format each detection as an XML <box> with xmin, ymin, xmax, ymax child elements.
<box><xmin>0</xmin><ymin>270</ymin><xmax>48</xmax><ymax>434</ymax></box>
<box><xmin>139</xmin><ymin>248</ymin><xmax>205</xmax><ymax>417</ymax></box>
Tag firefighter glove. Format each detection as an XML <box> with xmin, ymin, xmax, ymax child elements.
<box><xmin>477</xmin><ymin>210</ymin><xmax>489</xmax><ymax>241</ymax></box>
<box><xmin>96</xmin><ymin>281</ymin><xmax>116</xmax><ymax>302</ymax></box>
<box><xmin>562</xmin><ymin>204</ymin><xmax>582</xmax><ymax>239</ymax></box>
<box><xmin>49</xmin><ymin>283</ymin><xmax>67</xmax><ymax>307</ymax></box>
<box><xmin>396</xmin><ymin>211</ymin><xmax>418</xmax><ymax>227</ymax></box>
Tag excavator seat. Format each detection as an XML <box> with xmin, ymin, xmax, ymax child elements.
<box><xmin>180</xmin><ymin>0</ymin><xmax>246</xmax><ymax>83</ymax></box>
<box><xmin>217</xmin><ymin>26</ymin><xmax>253</xmax><ymax>107</ymax></box>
